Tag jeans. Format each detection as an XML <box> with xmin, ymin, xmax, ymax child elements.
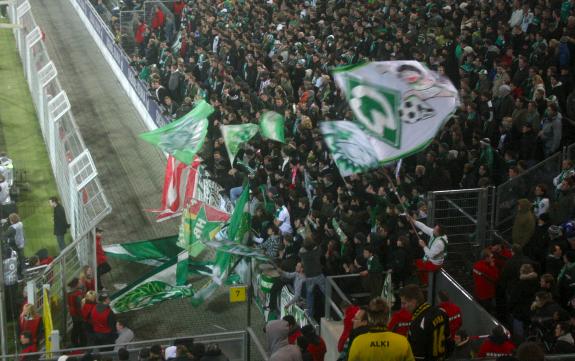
<box><xmin>229</xmin><ymin>186</ymin><xmax>243</xmax><ymax>203</ymax></box>
<box><xmin>56</xmin><ymin>234</ymin><xmax>66</xmax><ymax>251</ymax></box>
<box><xmin>305</xmin><ymin>274</ymin><xmax>326</xmax><ymax>318</ymax></box>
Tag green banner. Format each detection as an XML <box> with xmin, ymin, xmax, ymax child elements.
<box><xmin>221</xmin><ymin>123</ymin><xmax>260</xmax><ymax>166</ymax></box>
<box><xmin>140</xmin><ymin>100</ymin><xmax>214</xmax><ymax>164</ymax></box>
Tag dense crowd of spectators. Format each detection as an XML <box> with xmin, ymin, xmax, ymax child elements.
<box><xmin>70</xmin><ymin>0</ymin><xmax>575</xmax><ymax>359</ymax></box>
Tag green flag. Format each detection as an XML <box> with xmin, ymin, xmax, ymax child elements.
<box><xmin>220</xmin><ymin>123</ymin><xmax>260</xmax><ymax>166</ymax></box>
<box><xmin>177</xmin><ymin>200</ymin><xmax>230</xmax><ymax>257</ymax></box>
<box><xmin>227</xmin><ymin>184</ymin><xmax>251</xmax><ymax>244</ymax></box>
<box><xmin>104</xmin><ymin>236</ymin><xmax>181</xmax><ymax>266</ymax></box>
<box><xmin>259</xmin><ymin>111</ymin><xmax>285</xmax><ymax>143</ymax></box>
<box><xmin>190</xmin><ymin>184</ymin><xmax>251</xmax><ymax>306</ymax></box>
<box><xmin>140</xmin><ymin>100</ymin><xmax>214</xmax><ymax>164</ymax></box>
<box><xmin>110</xmin><ymin>257</ymin><xmax>194</xmax><ymax>313</ymax></box>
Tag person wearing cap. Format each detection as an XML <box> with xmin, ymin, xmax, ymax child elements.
<box><xmin>348</xmin><ymin>297</ymin><xmax>415</xmax><ymax>361</ymax></box>
<box><xmin>89</xmin><ymin>293</ymin><xmax>117</xmax><ymax>347</ymax></box>
<box><xmin>95</xmin><ymin>228</ymin><xmax>112</xmax><ymax>291</ymax></box>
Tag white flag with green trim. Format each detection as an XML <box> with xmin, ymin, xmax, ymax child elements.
<box><xmin>259</xmin><ymin>111</ymin><xmax>285</xmax><ymax>143</ymax></box>
<box><xmin>325</xmin><ymin>61</ymin><xmax>459</xmax><ymax>176</ymax></box>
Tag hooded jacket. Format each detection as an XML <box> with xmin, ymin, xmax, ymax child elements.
<box><xmin>266</xmin><ymin>320</ymin><xmax>302</xmax><ymax>361</ymax></box>
<box><xmin>512</xmin><ymin>199</ymin><xmax>535</xmax><ymax>247</ymax></box>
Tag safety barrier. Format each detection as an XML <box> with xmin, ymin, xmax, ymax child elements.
<box><xmin>0</xmin><ymin>328</ymin><xmax>270</xmax><ymax>361</ymax></box>
<box><xmin>5</xmin><ymin>0</ymin><xmax>112</xmax><ymax>353</ymax></box>
<box><xmin>495</xmin><ymin>152</ymin><xmax>563</xmax><ymax>238</ymax></box>
<box><xmin>426</xmin><ymin>187</ymin><xmax>495</xmax><ymax>292</ymax></box>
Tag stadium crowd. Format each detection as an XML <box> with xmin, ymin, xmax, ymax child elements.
<box><xmin>23</xmin><ymin>0</ymin><xmax>575</xmax><ymax>359</ymax></box>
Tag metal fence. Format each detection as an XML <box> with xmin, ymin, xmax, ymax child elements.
<box><xmin>495</xmin><ymin>152</ymin><xmax>563</xmax><ymax>238</ymax></box>
<box><xmin>144</xmin><ymin>1</ymin><xmax>176</xmax><ymax>43</ymax></box>
<box><xmin>7</xmin><ymin>0</ymin><xmax>112</xmax><ymax>351</ymax></box>
<box><xmin>118</xmin><ymin>9</ymin><xmax>144</xmax><ymax>54</ymax></box>
<box><xmin>0</xmin><ymin>328</ymin><xmax>270</xmax><ymax>361</ymax></box>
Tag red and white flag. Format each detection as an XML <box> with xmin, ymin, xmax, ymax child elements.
<box><xmin>148</xmin><ymin>155</ymin><xmax>200</xmax><ymax>222</ymax></box>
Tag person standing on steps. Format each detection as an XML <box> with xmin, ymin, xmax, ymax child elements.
<box><xmin>49</xmin><ymin>197</ymin><xmax>69</xmax><ymax>251</ymax></box>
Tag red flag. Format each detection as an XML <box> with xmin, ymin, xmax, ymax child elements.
<box><xmin>148</xmin><ymin>156</ymin><xmax>199</xmax><ymax>222</ymax></box>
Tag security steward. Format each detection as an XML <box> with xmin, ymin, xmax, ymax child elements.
<box><xmin>89</xmin><ymin>293</ymin><xmax>116</xmax><ymax>347</ymax></box>
<box><xmin>400</xmin><ymin>284</ymin><xmax>452</xmax><ymax>361</ymax></box>
<box><xmin>348</xmin><ymin>297</ymin><xmax>415</xmax><ymax>361</ymax></box>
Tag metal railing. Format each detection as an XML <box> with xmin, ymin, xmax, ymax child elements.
<box><xmin>6</xmin><ymin>0</ymin><xmax>112</xmax><ymax>351</ymax></box>
<box><xmin>0</xmin><ymin>328</ymin><xmax>269</xmax><ymax>361</ymax></box>
<box><xmin>495</xmin><ymin>152</ymin><xmax>562</xmax><ymax>237</ymax></box>
<box><xmin>324</xmin><ymin>272</ymin><xmax>393</xmax><ymax>321</ymax></box>
<box><xmin>432</xmin><ymin>270</ymin><xmax>505</xmax><ymax>337</ymax></box>
<box><xmin>8</xmin><ymin>0</ymin><xmax>111</xmax><ymax>244</ymax></box>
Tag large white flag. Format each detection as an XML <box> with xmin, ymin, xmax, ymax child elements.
<box><xmin>323</xmin><ymin>61</ymin><xmax>459</xmax><ymax>176</ymax></box>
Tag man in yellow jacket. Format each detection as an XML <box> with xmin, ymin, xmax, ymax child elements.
<box><xmin>348</xmin><ymin>297</ymin><xmax>415</xmax><ymax>361</ymax></box>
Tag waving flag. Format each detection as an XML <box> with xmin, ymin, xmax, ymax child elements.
<box><xmin>148</xmin><ymin>155</ymin><xmax>199</xmax><ymax>222</ymax></box>
<box><xmin>110</xmin><ymin>257</ymin><xmax>194</xmax><ymax>313</ymax></box>
<box><xmin>220</xmin><ymin>123</ymin><xmax>260</xmax><ymax>166</ymax></box>
<box><xmin>259</xmin><ymin>111</ymin><xmax>285</xmax><ymax>143</ymax></box>
<box><xmin>190</xmin><ymin>184</ymin><xmax>251</xmax><ymax>306</ymax></box>
<box><xmin>104</xmin><ymin>235</ymin><xmax>181</xmax><ymax>266</ymax></box>
<box><xmin>140</xmin><ymin>100</ymin><xmax>214</xmax><ymax>164</ymax></box>
<box><xmin>323</xmin><ymin>61</ymin><xmax>459</xmax><ymax>176</ymax></box>
<box><xmin>177</xmin><ymin>200</ymin><xmax>230</xmax><ymax>257</ymax></box>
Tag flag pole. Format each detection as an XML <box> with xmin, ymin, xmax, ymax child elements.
<box><xmin>382</xmin><ymin>170</ymin><xmax>420</xmax><ymax>236</ymax></box>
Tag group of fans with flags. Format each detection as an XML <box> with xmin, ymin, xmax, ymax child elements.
<box><xmin>63</xmin><ymin>0</ymin><xmax>575</xmax><ymax>359</ymax></box>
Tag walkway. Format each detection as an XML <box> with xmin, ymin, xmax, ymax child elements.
<box><xmin>29</xmin><ymin>0</ymin><xmax>265</xmax><ymax>342</ymax></box>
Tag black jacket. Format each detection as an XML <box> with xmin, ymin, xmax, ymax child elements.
<box><xmin>408</xmin><ymin>303</ymin><xmax>452</xmax><ymax>361</ymax></box>
<box><xmin>53</xmin><ymin>204</ymin><xmax>68</xmax><ymax>236</ymax></box>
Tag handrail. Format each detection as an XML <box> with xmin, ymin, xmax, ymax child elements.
<box><xmin>246</xmin><ymin>327</ymin><xmax>269</xmax><ymax>361</ymax></box>
<box><xmin>324</xmin><ymin>272</ymin><xmax>391</xmax><ymax>321</ymax></box>
<box><xmin>430</xmin><ymin>187</ymin><xmax>487</xmax><ymax>195</ymax></box>
<box><xmin>3</xmin><ymin>330</ymin><xmax>247</xmax><ymax>359</ymax></box>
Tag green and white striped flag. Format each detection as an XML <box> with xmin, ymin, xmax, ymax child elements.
<box><xmin>110</xmin><ymin>257</ymin><xmax>194</xmax><ymax>313</ymax></box>
<box><xmin>324</xmin><ymin>61</ymin><xmax>459</xmax><ymax>176</ymax></box>
<box><xmin>140</xmin><ymin>100</ymin><xmax>214</xmax><ymax>164</ymax></box>
<box><xmin>220</xmin><ymin>123</ymin><xmax>260</xmax><ymax>166</ymax></box>
<box><xmin>104</xmin><ymin>236</ymin><xmax>181</xmax><ymax>267</ymax></box>
<box><xmin>259</xmin><ymin>111</ymin><xmax>285</xmax><ymax>143</ymax></box>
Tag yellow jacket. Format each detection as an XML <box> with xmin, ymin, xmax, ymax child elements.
<box><xmin>349</xmin><ymin>327</ymin><xmax>415</xmax><ymax>361</ymax></box>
